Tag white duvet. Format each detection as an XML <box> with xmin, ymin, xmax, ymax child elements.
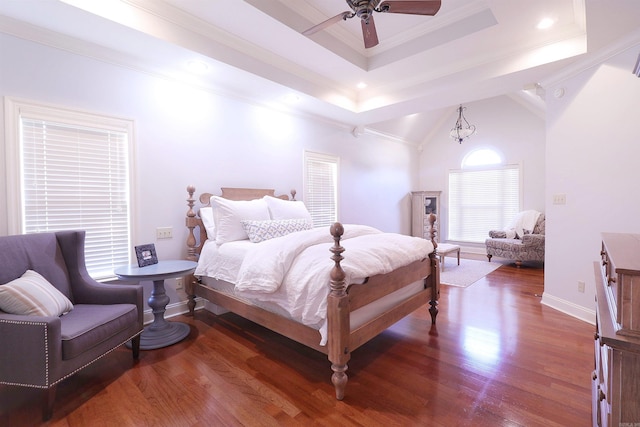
<box><xmin>232</xmin><ymin>224</ymin><xmax>434</xmax><ymax>333</ymax></box>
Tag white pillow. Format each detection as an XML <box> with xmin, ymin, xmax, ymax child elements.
<box><xmin>241</xmin><ymin>218</ymin><xmax>313</xmax><ymax>243</ymax></box>
<box><xmin>211</xmin><ymin>196</ymin><xmax>271</xmax><ymax>245</ymax></box>
<box><xmin>263</xmin><ymin>195</ymin><xmax>312</xmax><ymax>221</ymax></box>
<box><xmin>0</xmin><ymin>270</ymin><xmax>74</xmax><ymax>317</ymax></box>
<box><xmin>199</xmin><ymin>206</ymin><xmax>216</xmax><ymax>240</ymax></box>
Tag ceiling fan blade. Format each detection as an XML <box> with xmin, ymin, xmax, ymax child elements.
<box><xmin>361</xmin><ymin>15</ymin><xmax>379</xmax><ymax>49</ymax></box>
<box><xmin>379</xmin><ymin>0</ymin><xmax>442</xmax><ymax>15</ymax></box>
<box><xmin>302</xmin><ymin>11</ymin><xmax>352</xmax><ymax>36</ymax></box>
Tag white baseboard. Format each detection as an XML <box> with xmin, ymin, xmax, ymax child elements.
<box><xmin>461</xmin><ymin>246</ymin><xmax>487</xmax><ymax>256</ymax></box>
<box><xmin>440</xmin><ymin>242</ymin><xmax>486</xmax><ymax>257</ymax></box>
<box><xmin>541</xmin><ymin>292</ymin><xmax>596</xmax><ymax>325</ymax></box>
<box><xmin>143</xmin><ymin>298</ymin><xmax>206</xmax><ymax>325</ymax></box>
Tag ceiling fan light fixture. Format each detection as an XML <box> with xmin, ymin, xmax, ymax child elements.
<box><xmin>449</xmin><ymin>104</ymin><xmax>476</xmax><ymax>144</ymax></box>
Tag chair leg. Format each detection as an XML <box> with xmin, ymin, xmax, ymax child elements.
<box><xmin>131</xmin><ymin>335</ymin><xmax>141</xmax><ymax>359</ymax></box>
<box><xmin>42</xmin><ymin>385</ymin><xmax>57</xmax><ymax>421</ymax></box>
<box><xmin>487</xmin><ymin>254</ymin><xmax>492</xmax><ymax>262</ymax></box>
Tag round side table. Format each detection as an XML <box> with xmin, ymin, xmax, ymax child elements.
<box><xmin>115</xmin><ymin>260</ymin><xmax>197</xmax><ymax>350</ymax></box>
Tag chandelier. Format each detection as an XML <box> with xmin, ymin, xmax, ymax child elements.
<box><xmin>449</xmin><ymin>104</ymin><xmax>476</xmax><ymax>144</ymax></box>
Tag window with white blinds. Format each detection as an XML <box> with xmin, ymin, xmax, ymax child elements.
<box><xmin>303</xmin><ymin>151</ymin><xmax>339</xmax><ymax>228</ymax></box>
<box><xmin>448</xmin><ymin>164</ymin><xmax>521</xmax><ymax>243</ymax></box>
<box><xmin>6</xmin><ymin>98</ymin><xmax>134</xmax><ymax>280</ymax></box>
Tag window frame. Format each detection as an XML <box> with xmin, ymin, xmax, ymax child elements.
<box><xmin>447</xmin><ymin>159</ymin><xmax>523</xmax><ymax>244</ymax></box>
<box><xmin>4</xmin><ymin>97</ymin><xmax>136</xmax><ymax>280</ymax></box>
<box><xmin>303</xmin><ymin>150</ymin><xmax>339</xmax><ymax>228</ymax></box>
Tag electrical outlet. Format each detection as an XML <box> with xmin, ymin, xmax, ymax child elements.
<box><xmin>578</xmin><ymin>281</ymin><xmax>585</xmax><ymax>293</ymax></box>
<box><xmin>156</xmin><ymin>227</ymin><xmax>173</xmax><ymax>239</ymax></box>
<box><xmin>175</xmin><ymin>278</ymin><xmax>183</xmax><ymax>290</ymax></box>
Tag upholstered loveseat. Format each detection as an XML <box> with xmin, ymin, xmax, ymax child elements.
<box><xmin>485</xmin><ymin>212</ymin><xmax>545</xmax><ymax>267</ymax></box>
<box><xmin>0</xmin><ymin>231</ymin><xmax>143</xmax><ymax>420</ymax></box>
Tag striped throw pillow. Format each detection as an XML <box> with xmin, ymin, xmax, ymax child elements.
<box><xmin>0</xmin><ymin>270</ymin><xmax>74</xmax><ymax>316</ymax></box>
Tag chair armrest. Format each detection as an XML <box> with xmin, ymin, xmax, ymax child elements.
<box><xmin>488</xmin><ymin>230</ymin><xmax>507</xmax><ymax>238</ymax></box>
<box><xmin>71</xmin><ymin>282</ymin><xmax>144</xmax><ymax>326</ymax></box>
<box><xmin>73</xmin><ymin>281</ymin><xmax>143</xmax><ymax>305</ymax></box>
<box><xmin>521</xmin><ymin>234</ymin><xmax>545</xmax><ymax>246</ymax></box>
<box><xmin>0</xmin><ymin>313</ymin><xmax>62</xmax><ymax>387</ymax></box>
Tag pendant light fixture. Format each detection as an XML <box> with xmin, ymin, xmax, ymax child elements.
<box><xmin>449</xmin><ymin>104</ymin><xmax>476</xmax><ymax>144</ymax></box>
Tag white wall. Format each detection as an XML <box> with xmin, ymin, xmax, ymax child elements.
<box><xmin>418</xmin><ymin>96</ymin><xmax>546</xmax><ymax>243</ymax></box>
<box><xmin>0</xmin><ymin>34</ymin><xmax>418</xmax><ymax>305</ymax></box>
<box><xmin>543</xmin><ymin>45</ymin><xmax>640</xmax><ymax>322</ymax></box>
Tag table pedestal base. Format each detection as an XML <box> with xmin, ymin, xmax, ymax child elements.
<box><xmin>129</xmin><ymin>278</ymin><xmax>191</xmax><ymax>350</ymax></box>
<box><xmin>134</xmin><ymin>322</ymin><xmax>190</xmax><ymax>350</ymax></box>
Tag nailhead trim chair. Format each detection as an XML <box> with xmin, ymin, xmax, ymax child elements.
<box><xmin>0</xmin><ymin>231</ymin><xmax>143</xmax><ymax>420</ymax></box>
<box><xmin>485</xmin><ymin>213</ymin><xmax>545</xmax><ymax>267</ymax></box>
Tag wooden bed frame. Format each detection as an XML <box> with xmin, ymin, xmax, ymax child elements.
<box><xmin>184</xmin><ymin>185</ymin><xmax>440</xmax><ymax>400</ymax></box>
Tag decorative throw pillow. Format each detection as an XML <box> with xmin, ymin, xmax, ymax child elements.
<box><xmin>0</xmin><ymin>270</ymin><xmax>74</xmax><ymax>316</ymax></box>
<box><xmin>199</xmin><ymin>206</ymin><xmax>216</xmax><ymax>240</ymax></box>
<box><xmin>241</xmin><ymin>218</ymin><xmax>312</xmax><ymax>243</ymax></box>
<box><xmin>211</xmin><ymin>196</ymin><xmax>271</xmax><ymax>245</ymax></box>
<box><xmin>263</xmin><ymin>195</ymin><xmax>312</xmax><ymax>221</ymax></box>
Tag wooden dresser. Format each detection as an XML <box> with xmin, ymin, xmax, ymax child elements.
<box><xmin>593</xmin><ymin>233</ymin><xmax>640</xmax><ymax>426</ymax></box>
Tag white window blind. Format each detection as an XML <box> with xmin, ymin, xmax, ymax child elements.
<box><xmin>7</xmin><ymin>99</ymin><xmax>133</xmax><ymax>280</ymax></box>
<box><xmin>303</xmin><ymin>151</ymin><xmax>339</xmax><ymax>228</ymax></box>
<box><xmin>448</xmin><ymin>165</ymin><xmax>521</xmax><ymax>243</ymax></box>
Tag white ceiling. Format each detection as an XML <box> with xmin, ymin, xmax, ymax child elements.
<box><xmin>1</xmin><ymin>0</ymin><xmax>640</xmax><ymax>144</ymax></box>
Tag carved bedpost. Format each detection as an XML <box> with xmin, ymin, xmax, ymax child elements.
<box><xmin>427</xmin><ymin>213</ymin><xmax>439</xmax><ymax>324</ymax></box>
<box><xmin>186</xmin><ymin>185</ymin><xmax>197</xmax><ymax>260</ymax></box>
<box><xmin>327</xmin><ymin>222</ymin><xmax>350</xmax><ymax>400</ymax></box>
<box><xmin>186</xmin><ymin>185</ymin><xmax>198</xmax><ymax>315</ymax></box>
<box><xmin>428</xmin><ymin>213</ymin><xmax>438</xmax><ymax>249</ymax></box>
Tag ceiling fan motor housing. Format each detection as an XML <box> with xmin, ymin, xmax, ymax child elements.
<box><xmin>347</xmin><ymin>0</ymin><xmax>381</xmax><ymax>21</ymax></box>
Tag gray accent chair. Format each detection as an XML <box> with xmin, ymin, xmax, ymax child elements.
<box><xmin>485</xmin><ymin>213</ymin><xmax>546</xmax><ymax>267</ymax></box>
<box><xmin>0</xmin><ymin>231</ymin><xmax>143</xmax><ymax>420</ymax></box>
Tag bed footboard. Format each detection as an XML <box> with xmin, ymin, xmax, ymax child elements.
<box><xmin>327</xmin><ymin>215</ymin><xmax>440</xmax><ymax>400</ymax></box>
<box><xmin>326</xmin><ymin>214</ymin><xmax>438</xmax><ymax>401</ymax></box>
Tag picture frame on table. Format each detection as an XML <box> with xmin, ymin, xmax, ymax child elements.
<box><xmin>135</xmin><ymin>244</ymin><xmax>158</xmax><ymax>267</ymax></box>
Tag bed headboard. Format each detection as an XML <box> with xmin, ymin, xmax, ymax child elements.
<box><xmin>185</xmin><ymin>185</ymin><xmax>295</xmax><ymax>261</ymax></box>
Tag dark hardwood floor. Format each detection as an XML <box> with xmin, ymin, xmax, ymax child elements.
<box><xmin>1</xmin><ymin>262</ymin><xmax>594</xmax><ymax>426</ymax></box>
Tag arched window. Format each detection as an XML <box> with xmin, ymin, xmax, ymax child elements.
<box><xmin>462</xmin><ymin>148</ymin><xmax>502</xmax><ymax>167</ymax></box>
<box><xmin>448</xmin><ymin>148</ymin><xmax>521</xmax><ymax>243</ymax></box>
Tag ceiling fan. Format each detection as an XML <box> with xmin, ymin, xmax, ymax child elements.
<box><xmin>302</xmin><ymin>0</ymin><xmax>442</xmax><ymax>48</ymax></box>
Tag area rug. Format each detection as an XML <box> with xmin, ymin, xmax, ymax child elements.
<box><xmin>440</xmin><ymin>258</ymin><xmax>500</xmax><ymax>288</ymax></box>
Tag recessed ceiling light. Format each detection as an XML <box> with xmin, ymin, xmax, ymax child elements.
<box><xmin>187</xmin><ymin>60</ymin><xmax>209</xmax><ymax>73</ymax></box>
<box><xmin>536</xmin><ymin>17</ymin><xmax>555</xmax><ymax>30</ymax></box>
<box><xmin>356</xmin><ymin>82</ymin><xmax>367</xmax><ymax>90</ymax></box>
